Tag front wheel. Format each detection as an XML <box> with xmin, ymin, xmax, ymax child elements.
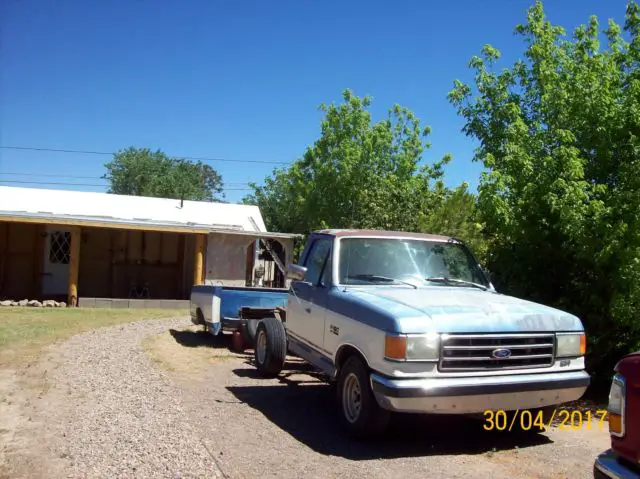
<box><xmin>253</xmin><ymin>317</ymin><xmax>287</xmax><ymax>378</ymax></box>
<box><xmin>337</xmin><ymin>356</ymin><xmax>390</xmax><ymax>439</ymax></box>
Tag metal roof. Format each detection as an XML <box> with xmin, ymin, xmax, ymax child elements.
<box><xmin>0</xmin><ymin>185</ymin><xmax>298</xmax><ymax>238</ymax></box>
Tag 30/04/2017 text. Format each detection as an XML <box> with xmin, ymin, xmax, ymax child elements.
<box><xmin>482</xmin><ymin>409</ymin><xmax>609</xmax><ymax>432</ymax></box>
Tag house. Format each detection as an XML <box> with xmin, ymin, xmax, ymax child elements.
<box><xmin>0</xmin><ymin>185</ymin><xmax>299</xmax><ymax>307</ymax></box>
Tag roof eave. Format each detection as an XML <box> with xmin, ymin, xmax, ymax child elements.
<box><xmin>0</xmin><ymin>211</ymin><xmax>301</xmax><ymax>238</ymax></box>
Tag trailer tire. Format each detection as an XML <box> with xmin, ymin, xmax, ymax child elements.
<box><xmin>254</xmin><ymin>317</ymin><xmax>286</xmax><ymax>378</ymax></box>
<box><xmin>337</xmin><ymin>355</ymin><xmax>389</xmax><ymax>439</ymax></box>
<box><xmin>243</xmin><ymin>318</ymin><xmax>260</xmax><ymax>345</ymax></box>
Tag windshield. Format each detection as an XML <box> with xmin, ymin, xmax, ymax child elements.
<box><xmin>337</xmin><ymin>237</ymin><xmax>489</xmax><ymax>287</ymax></box>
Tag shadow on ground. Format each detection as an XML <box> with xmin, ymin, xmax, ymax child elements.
<box><xmin>234</xmin><ymin>362</ymin><xmax>331</xmax><ymax>386</ymax></box>
<box><xmin>169</xmin><ymin>328</ymin><xmax>235</xmax><ymax>350</ymax></box>
<box><xmin>227</xmin><ymin>369</ymin><xmax>553</xmax><ymax>460</ymax></box>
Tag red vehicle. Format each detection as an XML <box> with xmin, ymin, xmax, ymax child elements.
<box><xmin>594</xmin><ymin>351</ymin><xmax>640</xmax><ymax>478</ymax></box>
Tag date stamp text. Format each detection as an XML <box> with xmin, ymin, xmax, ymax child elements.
<box><xmin>482</xmin><ymin>409</ymin><xmax>608</xmax><ymax>432</ymax></box>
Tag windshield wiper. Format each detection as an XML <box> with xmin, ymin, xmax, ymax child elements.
<box><xmin>424</xmin><ymin>277</ymin><xmax>488</xmax><ymax>291</ymax></box>
<box><xmin>346</xmin><ymin>274</ymin><xmax>418</xmax><ymax>289</ymax></box>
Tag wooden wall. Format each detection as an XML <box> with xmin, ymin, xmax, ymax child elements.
<box><xmin>0</xmin><ymin>222</ymin><xmax>42</xmax><ymax>300</ymax></box>
<box><xmin>0</xmin><ymin>221</ymin><xmax>267</xmax><ymax>300</ymax></box>
<box><xmin>78</xmin><ymin>228</ymin><xmax>192</xmax><ymax>299</ymax></box>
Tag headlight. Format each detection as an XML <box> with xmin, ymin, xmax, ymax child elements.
<box><xmin>555</xmin><ymin>332</ymin><xmax>586</xmax><ymax>357</ymax></box>
<box><xmin>607</xmin><ymin>373</ymin><xmax>625</xmax><ymax>438</ymax></box>
<box><xmin>384</xmin><ymin>333</ymin><xmax>440</xmax><ymax>361</ymax></box>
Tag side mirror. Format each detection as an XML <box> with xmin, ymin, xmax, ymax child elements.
<box><xmin>287</xmin><ymin>264</ymin><xmax>308</xmax><ymax>281</ymax></box>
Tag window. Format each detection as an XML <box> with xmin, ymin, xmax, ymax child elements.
<box><xmin>49</xmin><ymin>231</ymin><xmax>71</xmax><ymax>264</ymax></box>
<box><xmin>338</xmin><ymin>238</ymin><xmax>487</xmax><ymax>286</ymax></box>
<box><xmin>320</xmin><ymin>249</ymin><xmax>333</xmax><ymax>286</ymax></box>
<box><xmin>303</xmin><ymin>239</ymin><xmax>331</xmax><ymax>285</ymax></box>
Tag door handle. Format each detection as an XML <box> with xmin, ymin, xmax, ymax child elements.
<box><xmin>305</xmin><ymin>307</ymin><xmax>311</xmax><ymax>313</ymax></box>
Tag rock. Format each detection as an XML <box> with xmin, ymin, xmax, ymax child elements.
<box><xmin>43</xmin><ymin>300</ymin><xmax>56</xmax><ymax>308</ymax></box>
<box><xmin>10</xmin><ymin>301</ymin><xmax>18</xmax><ymax>306</ymax></box>
<box><xmin>18</xmin><ymin>299</ymin><xmax>28</xmax><ymax>306</ymax></box>
<box><xmin>58</xmin><ymin>302</ymin><xmax>67</xmax><ymax>308</ymax></box>
<box><xmin>0</xmin><ymin>300</ymin><xmax>12</xmax><ymax>306</ymax></box>
<box><xmin>27</xmin><ymin>300</ymin><xmax>43</xmax><ymax>307</ymax></box>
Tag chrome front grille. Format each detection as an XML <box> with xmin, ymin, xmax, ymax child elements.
<box><xmin>438</xmin><ymin>333</ymin><xmax>555</xmax><ymax>372</ymax></box>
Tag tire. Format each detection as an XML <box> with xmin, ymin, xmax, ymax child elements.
<box><xmin>196</xmin><ymin>309</ymin><xmax>207</xmax><ymax>332</ymax></box>
<box><xmin>243</xmin><ymin>318</ymin><xmax>260</xmax><ymax>345</ymax></box>
<box><xmin>337</xmin><ymin>355</ymin><xmax>390</xmax><ymax>439</ymax></box>
<box><xmin>253</xmin><ymin>317</ymin><xmax>287</xmax><ymax>378</ymax></box>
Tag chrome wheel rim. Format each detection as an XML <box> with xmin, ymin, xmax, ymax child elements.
<box><xmin>342</xmin><ymin>372</ymin><xmax>362</xmax><ymax>423</ymax></box>
<box><xmin>256</xmin><ymin>330</ymin><xmax>267</xmax><ymax>365</ymax></box>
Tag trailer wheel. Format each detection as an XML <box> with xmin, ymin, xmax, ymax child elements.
<box><xmin>243</xmin><ymin>318</ymin><xmax>260</xmax><ymax>345</ymax></box>
<box><xmin>196</xmin><ymin>309</ymin><xmax>207</xmax><ymax>332</ymax></box>
<box><xmin>337</xmin><ymin>355</ymin><xmax>390</xmax><ymax>439</ymax></box>
<box><xmin>254</xmin><ymin>317</ymin><xmax>286</xmax><ymax>378</ymax></box>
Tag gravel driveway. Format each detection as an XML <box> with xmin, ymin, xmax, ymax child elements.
<box><xmin>1</xmin><ymin>316</ymin><xmax>611</xmax><ymax>479</ymax></box>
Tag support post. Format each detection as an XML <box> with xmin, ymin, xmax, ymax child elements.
<box><xmin>32</xmin><ymin>224</ymin><xmax>46</xmax><ymax>298</ymax></box>
<box><xmin>193</xmin><ymin>234</ymin><xmax>205</xmax><ymax>286</ymax></box>
<box><xmin>68</xmin><ymin>226</ymin><xmax>81</xmax><ymax>307</ymax></box>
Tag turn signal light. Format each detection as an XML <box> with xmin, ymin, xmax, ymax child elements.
<box><xmin>384</xmin><ymin>335</ymin><xmax>407</xmax><ymax>360</ymax></box>
<box><xmin>609</xmin><ymin>413</ymin><xmax>623</xmax><ymax>435</ymax></box>
<box><xmin>580</xmin><ymin>333</ymin><xmax>587</xmax><ymax>355</ymax></box>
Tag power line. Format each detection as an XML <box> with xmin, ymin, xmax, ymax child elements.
<box><xmin>0</xmin><ymin>179</ymin><xmax>253</xmax><ymax>191</ymax></box>
<box><xmin>0</xmin><ymin>172</ymin><xmax>103</xmax><ymax>180</ymax></box>
<box><xmin>0</xmin><ymin>145</ymin><xmax>290</xmax><ymax>165</ymax></box>
<box><xmin>0</xmin><ymin>171</ymin><xmax>251</xmax><ymax>185</ymax></box>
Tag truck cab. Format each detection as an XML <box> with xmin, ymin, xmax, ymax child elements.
<box><xmin>251</xmin><ymin>229</ymin><xmax>591</xmax><ymax>437</ymax></box>
<box><xmin>594</xmin><ymin>351</ymin><xmax>640</xmax><ymax>478</ymax></box>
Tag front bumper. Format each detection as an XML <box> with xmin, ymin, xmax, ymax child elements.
<box><xmin>370</xmin><ymin>370</ymin><xmax>590</xmax><ymax>414</ymax></box>
<box><xmin>594</xmin><ymin>449</ymin><xmax>640</xmax><ymax>479</ymax></box>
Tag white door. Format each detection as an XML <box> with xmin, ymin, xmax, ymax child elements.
<box><xmin>286</xmin><ymin>237</ymin><xmax>331</xmax><ymax>352</ymax></box>
<box><xmin>42</xmin><ymin>226</ymin><xmax>72</xmax><ymax>296</ymax></box>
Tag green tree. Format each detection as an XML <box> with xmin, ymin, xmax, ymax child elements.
<box><xmin>449</xmin><ymin>0</ymin><xmax>640</xmax><ymax>390</ymax></box>
<box><xmin>243</xmin><ymin>89</ymin><xmax>455</xmax><ymax>239</ymax></box>
<box><xmin>418</xmin><ymin>183</ymin><xmax>488</xmax><ymax>264</ymax></box>
<box><xmin>103</xmin><ymin>147</ymin><xmax>224</xmax><ymax>201</ymax></box>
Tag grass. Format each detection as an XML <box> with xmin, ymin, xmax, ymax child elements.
<box><xmin>0</xmin><ymin>307</ymin><xmax>187</xmax><ymax>367</ymax></box>
<box><xmin>142</xmin><ymin>325</ymin><xmax>241</xmax><ymax>379</ymax></box>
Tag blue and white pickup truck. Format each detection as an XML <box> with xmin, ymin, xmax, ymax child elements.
<box><xmin>191</xmin><ymin>229</ymin><xmax>590</xmax><ymax>438</ymax></box>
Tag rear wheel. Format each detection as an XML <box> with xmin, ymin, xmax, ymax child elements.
<box><xmin>253</xmin><ymin>317</ymin><xmax>287</xmax><ymax>378</ymax></box>
<box><xmin>337</xmin><ymin>356</ymin><xmax>390</xmax><ymax>439</ymax></box>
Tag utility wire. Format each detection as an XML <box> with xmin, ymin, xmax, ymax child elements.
<box><xmin>0</xmin><ymin>171</ymin><xmax>251</xmax><ymax>185</ymax></box>
<box><xmin>0</xmin><ymin>179</ymin><xmax>252</xmax><ymax>191</ymax></box>
<box><xmin>0</xmin><ymin>145</ymin><xmax>290</xmax><ymax>165</ymax></box>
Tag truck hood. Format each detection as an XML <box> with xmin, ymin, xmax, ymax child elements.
<box><xmin>345</xmin><ymin>286</ymin><xmax>584</xmax><ymax>333</ymax></box>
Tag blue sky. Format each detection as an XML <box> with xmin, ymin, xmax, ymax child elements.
<box><xmin>0</xmin><ymin>0</ymin><xmax>631</xmax><ymax>204</ymax></box>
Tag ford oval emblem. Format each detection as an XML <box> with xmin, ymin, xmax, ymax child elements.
<box><xmin>492</xmin><ymin>348</ymin><xmax>512</xmax><ymax>359</ymax></box>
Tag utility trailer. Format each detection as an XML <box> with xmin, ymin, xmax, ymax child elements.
<box><xmin>190</xmin><ymin>284</ymin><xmax>288</xmax><ymax>345</ymax></box>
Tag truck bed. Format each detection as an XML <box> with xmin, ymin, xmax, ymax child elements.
<box><xmin>190</xmin><ymin>284</ymin><xmax>289</xmax><ymax>335</ymax></box>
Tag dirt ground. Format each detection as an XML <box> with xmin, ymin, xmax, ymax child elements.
<box><xmin>0</xmin><ymin>316</ymin><xmax>611</xmax><ymax>479</ymax></box>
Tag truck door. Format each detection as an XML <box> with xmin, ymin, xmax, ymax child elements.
<box><xmin>287</xmin><ymin>237</ymin><xmax>332</xmax><ymax>354</ymax></box>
